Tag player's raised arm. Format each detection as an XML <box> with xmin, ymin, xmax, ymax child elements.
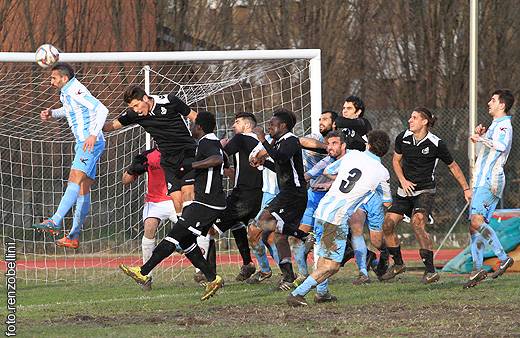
<box><xmin>103</xmin><ymin>118</ymin><xmax>123</xmax><ymax>132</ymax></box>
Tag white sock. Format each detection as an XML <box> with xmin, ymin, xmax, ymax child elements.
<box><xmin>195</xmin><ymin>234</ymin><xmax>211</xmax><ymax>273</ymax></box>
<box><xmin>142</xmin><ymin>236</ymin><xmax>156</xmax><ymax>277</ymax></box>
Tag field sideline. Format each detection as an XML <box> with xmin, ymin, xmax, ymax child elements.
<box><xmin>3</xmin><ymin>264</ymin><xmax>519</xmax><ymax>337</ymax></box>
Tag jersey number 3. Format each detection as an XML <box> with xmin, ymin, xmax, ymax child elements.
<box><xmin>339</xmin><ymin>168</ymin><xmax>362</xmax><ymax>193</ymax></box>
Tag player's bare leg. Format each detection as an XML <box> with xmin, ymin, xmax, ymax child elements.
<box><xmin>410</xmin><ymin>210</ymin><xmax>439</xmax><ymax>283</ymax></box>
<box><xmin>381</xmin><ymin>212</ymin><xmax>406</xmax><ymax>280</ymax></box>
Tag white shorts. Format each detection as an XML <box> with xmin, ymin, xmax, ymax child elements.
<box><xmin>142</xmin><ymin>200</ymin><xmax>175</xmax><ymax>222</ymax></box>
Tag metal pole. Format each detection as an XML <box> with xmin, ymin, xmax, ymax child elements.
<box><xmin>143</xmin><ymin>65</ymin><xmax>151</xmax><ymax>150</ymax></box>
<box><xmin>469</xmin><ymin>0</ymin><xmax>478</xmax><ymax>183</ymax></box>
<box><xmin>309</xmin><ymin>53</ymin><xmax>323</xmax><ymax>134</ymax></box>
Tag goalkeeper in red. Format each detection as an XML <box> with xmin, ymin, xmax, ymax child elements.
<box><xmin>32</xmin><ymin>63</ymin><xmax>108</xmax><ymax>249</ymax></box>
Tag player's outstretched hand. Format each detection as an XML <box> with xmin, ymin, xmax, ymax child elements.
<box><xmin>469</xmin><ymin>134</ymin><xmax>480</xmax><ymax>144</ymax></box>
<box><xmin>40</xmin><ymin>108</ymin><xmax>52</xmax><ymax>122</ymax></box>
<box><xmin>83</xmin><ymin>135</ymin><xmax>96</xmax><ymax>153</ymax></box>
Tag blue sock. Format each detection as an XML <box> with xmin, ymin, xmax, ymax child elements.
<box><xmin>266</xmin><ymin>241</ymin><xmax>280</xmax><ymax>264</ymax></box>
<box><xmin>316</xmin><ymin>278</ymin><xmax>329</xmax><ymax>295</ymax></box>
<box><xmin>51</xmin><ymin>182</ymin><xmax>80</xmax><ymax>226</ymax></box>
<box><xmin>470</xmin><ymin>233</ymin><xmax>485</xmax><ymax>270</ymax></box>
<box><xmin>252</xmin><ymin>240</ymin><xmax>271</xmax><ymax>273</ymax></box>
<box><xmin>293</xmin><ymin>240</ymin><xmax>309</xmax><ymax>276</ymax></box>
<box><xmin>291</xmin><ymin>275</ymin><xmax>317</xmax><ymax>297</ymax></box>
<box><xmin>352</xmin><ymin>235</ymin><xmax>368</xmax><ymax>276</ymax></box>
<box><xmin>69</xmin><ymin>193</ymin><xmax>90</xmax><ymax>240</ymax></box>
<box><xmin>479</xmin><ymin>223</ymin><xmax>507</xmax><ymax>261</ymax></box>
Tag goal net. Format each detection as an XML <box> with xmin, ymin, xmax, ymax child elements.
<box><xmin>0</xmin><ymin>50</ymin><xmax>321</xmax><ymax>284</ymax></box>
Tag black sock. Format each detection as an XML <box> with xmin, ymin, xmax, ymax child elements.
<box><xmin>366</xmin><ymin>250</ymin><xmax>377</xmax><ymax>268</ymax></box>
<box><xmin>282</xmin><ymin>227</ymin><xmax>308</xmax><ymax>240</ymax></box>
<box><xmin>279</xmin><ymin>262</ymin><xmax>295</xmax><ymax>282</ymax></box>
<box><xmin>388</xmin><ymin>246</ymin><xmax>404</xmax><ymax>265</ymax></box>
<box><xmin>340</xmin><ymin>245</ymin><xmax>355</xmax><ymax>267</ymax></box>
<box><xmin>207</xmin><ymin>239</ymin><xmax>217</xmax><ymax>276</ymax></box>
<box><xmin>232</xmin><ymin>227</ymin><xmax>252</xmax><ymax>265</ymax></box>
<box><xmin>141</xmin><ymin>239</ymin><xmax>176</xmax><ymax>275</ymax></box>
<box><xmin>185</xmin><ymin>245</ymin><xmax>216</xmax><ymax>282</ymax></box>
<box><xmin>376</xmin><ymin>245</ymin><xmax>389</xmax><ymax>274</ymax></box>
<box><xmin>419</xmin><ymin>248</ymin><xmax>435</xmax><ymax>273</ymax></box>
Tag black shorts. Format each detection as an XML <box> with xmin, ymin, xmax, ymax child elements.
<box><xmin>177</xmin><ymin>202</ymin><xmax>224</xmax><ymax>237</ymax></box>
<box><xmin>215</xmin><ymin>189</ymin><xmax>263</xmax><ymax>232</ymax></box>
<box><xmin>265</xmin><ymin>188</ymin><xmax>307</xmax><ymax>232</ymax></box>
<box><xmin>387</xmin><ymin>192</ymin><xmax>434</xmax><ymax>217</ymax></box>
<box><xmin>161</xmin><ymin>147</ymin><xmax>196</xmax><ymax>194</ymax></box>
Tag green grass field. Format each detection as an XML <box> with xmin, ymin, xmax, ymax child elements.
<box><xmin>3</xmin><ymin>264</ymin><xmax>520</xmax><ymax>338</ymax></box>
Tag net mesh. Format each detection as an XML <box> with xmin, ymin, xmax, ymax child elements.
<box><xmin>0</xmin><ymin>58</ymin><xmax>312</xmax><ymax>284</ymax></box>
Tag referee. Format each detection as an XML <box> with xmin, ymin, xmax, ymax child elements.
<box><xmin>381</xmin><ymin>107</ymin><xmax>471</xmax><ymax>284</ymax></box>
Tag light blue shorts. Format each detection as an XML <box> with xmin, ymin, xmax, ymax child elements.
<box><xmin>360</xmin><ymin>192</ymin><xmax>385</xmax><ymax>232</ymax></box>
<box><xmin>470</xmin><ymin>186</ymin><xmax>499</xmax><ymax>223</ymax></box>
<box><xmin>255</xmin><ymin>192</ymin><xmax>277</xmax><ymax>221</ymax></box>
<box><xmin>301</xmin><ymin>189</ymin><xmax>327</xmax><ymax>228</ymax></box>
<box><xmin>71</xmin><ymin>140</ymin><xmax>105</xmax><ymax>180</ymax></box>
<box><xmin>316</xmin><ymin>219</ymin><xmax>349</xmax><ymax>263</ymax></box>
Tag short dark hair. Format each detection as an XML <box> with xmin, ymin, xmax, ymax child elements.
<box><xmin>493</xmin><ymin>89</ymin><xmax>515</xmax><ymax>113</ymax></box>
<box><xmin>325</xmin><ymin>130</ymin><xmax>345</xmax><ymax>144</ymax></box>
<box><xmin>345</xmin><ymin>96</ymin><xmax>365</xmax><ymax>117</ymax></box>
<box><xmin>123</xmin><ymin>85</ymin><xmax>147</xmax><ymax>104</ymax></box>
<box><xmin>273</xmin><ymin>108</ymin><xmax>297</xmax><ymax>131</ymax></box>
<box><xmin>322</xmin><ymin>110</ymin><xmax>338</xmax><ymax>122</ymax></box>
<box><xmin>367</xmin><ymin>130</ymin><xmax>390</xmax><ymax>157</ymax></box>
<box><xmin>414</xmin><ymin>107</ymin><xmax>437</xmax><ymax>128</ymax></box>
<box><xmin>195</xmin><ymin>111</ymin><xmax>216</xmax><ymax>134</ymax></box>
<box><xmin>235</xmin><ymin>112</ymin><xmax>257</xmax><ymax>126</ymax></box>
<box><xmin>51</xmin><ymin>62</ymin><xmax>74</xmax><ymax>80</ymax></box>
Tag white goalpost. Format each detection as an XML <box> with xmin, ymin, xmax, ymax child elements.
<box><xmin>0</xmin><ymin>49</ymin><xmax>321</xmax><ymax>284</ymax></box>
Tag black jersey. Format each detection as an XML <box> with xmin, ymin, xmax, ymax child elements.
<box><xmin>117</xmin><ymin>93</ymin><xmax>196</xmax><ymax>155</ymax></box>
<box><xmin>335</xmin><ymin>116</ymin><xmax>372</xmax><ymax>151</ymax></box>
<box><xmin>223</xmin><ymin>132</ymin><xmax>263</xmax><ymax>191</ymax></box>
<box><xmin>193</xmin><ymin>133</ymin><xmax>226</xmax><ymax>209</ymax></box>
<box><xmin>394</xmin><ymin>130</ymin><xmax>454</xmax><ymax>194</ymax></box>
<box><xmin>262</xmin><ymin>132</ymin><xmax>306</xmax><ymax>192</ymax></box>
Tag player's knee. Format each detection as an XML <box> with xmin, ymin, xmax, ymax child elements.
<box><xmin>247</xmin><ymin>225</ymin><xmax>262</xmax><ymax>246</ymax></box>
<box><xmin>382</xmin><ymin>218</ymin><xmax>395</xmax><ymax>235</ymax></box>
<box><xmin>470</xmin><ymin>214</ymin><xmax>484</xmax><ymax>231</ymax></box>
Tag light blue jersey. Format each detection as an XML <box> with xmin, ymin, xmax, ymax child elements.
<box><xmin>473</xmin><ymin>116</ymin><xmax>513</xmax><ymax>197</ymax></box>
<box><xmin>302</xmin><ymin>133</ymin><xmax>329</xmax><ymax>189</ymax></box>
<box><xmin>314</xmin><ymin>150</ymin><xmax>390</xmax><ymax>225</ymax></box>
<box><xmin>51</xmin><ymin>77</ymin><xmax>109</xmax><ymax>143</ymax></box>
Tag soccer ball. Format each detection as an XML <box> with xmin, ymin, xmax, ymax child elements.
<box><xmin>35</xmin><ymin>44</ymin><xmax>60</xmax><ymax>68</ymax></box>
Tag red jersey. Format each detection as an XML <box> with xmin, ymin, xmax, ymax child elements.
<box><xmin>145</xmin><ymin>149</ymin><xmax>171</xmax><ymax>203</ymax></box>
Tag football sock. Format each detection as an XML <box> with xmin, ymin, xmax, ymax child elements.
<box><xmin>419</xmin><ymin>248</ymin><xmax>435</xmax><ymax>273</ymax></box>
<box><xmin>291</xmin><ymin>275</ymin><xmax>317</xmax><ymax>297</ymax></box>
<box><xmin>479</xmin><ymin>223</ymin><xmax>507</xmax><ymax>261</ymax></box>
<box><xmin>470</xmin><ymin>232</ymin><xmax>485</xmax><ymax>270</ymax></box>
<box><xmin>185</xmin><ymin>244</ymin><xmax>216</xmax><ymax>282</ymax></box>
<box><xmin>141</xmin><ymin>239</ymin><xmax>176</xmax><ymax>275</ymax></box>
<box><xmin>388</xmin><ymin>246</ymin><xmax>404</xmax><ymax>265</ymax></box>
<box><xmin>68</xmin><ymin>193</ymin><xmax>90</xmax><ymax>240</ymax></box>
<box><xmin>316</xmin><ymin>278</ymin><xmax>329</xmax><ymax>295</ymax></box>
<box><xmin>279</xmin><ymin>261</ymin><xmax>296</xmax><ymax>282</ymax></box>
<box><xmin>51</xmin><ymin>182</ymin><xmax>80</xmax><ymax>226</ymax></box>
<box><xmin>141</xmin><ymin>236</ymin><xmax>156</xmax><ymax>277</ymax></box>
<box><xmin>292</xmin><ymin>240</ymin><xmax>309</xmax><ymax>277</ymax></box>
<box><xmin>232</xmin><ymin>227</ymin><xmax>252</xmax><ymax>265</ymax></box>
<box><xmin>376</xmin><ymin>244</ymin><xmax>389</xmax><ymax>274</ymax></box>
<box><xmin>352</xmin><ymin>235</ymin><xmax>368</xmax><ymax>276</ymax></box>
<box><xmin>207</xmin><ymin>238</ymin><xmax>217</xmax><ymax>276</ymax></box>
<box><xmin>252</xmin><ymin>241</ymin><xmax>271</xmax><ymax>273</ymax></box>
